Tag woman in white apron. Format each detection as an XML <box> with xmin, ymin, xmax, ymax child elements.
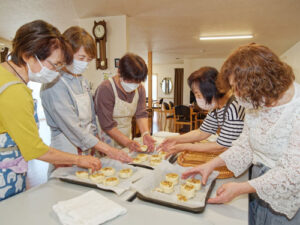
<box><xmin>40</xmin><ymin>26</ymin><xmax>131</xmax><ymax>175</ymax></box>
<box><xmin>95</xmin><ymin>53</ymin><xmax>155</xmax><ymax>152</ymax></box>
<box><xmin>0</xmin><ymin>20</ymin><xmax>101</xmax><ymax>200</ymax></box>
<box><xmin>182</xmin><ymin>43</ymin><xmax>300</xmax><ymax>224</ymax></box>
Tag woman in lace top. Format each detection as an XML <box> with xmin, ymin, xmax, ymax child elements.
<box><xmin>182</xmin><ymin>43</ymin><xmax>300</xmax><ymax>225</ymax></box>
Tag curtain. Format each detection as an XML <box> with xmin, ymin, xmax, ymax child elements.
<box><xmin>174</xmin><ymin>68</ymin><xmax>184</xmax><ymax>106</ymax></box>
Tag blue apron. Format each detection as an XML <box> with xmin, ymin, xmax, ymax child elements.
<box><xmin>249</xmin><ymin>163</ymin><xmax>300</xmax><ymax>225</ymax></box>
<box><xmin>0</xmin><ymin>81</ymin><xmax>39</xmax><ymax>201</ymax></box>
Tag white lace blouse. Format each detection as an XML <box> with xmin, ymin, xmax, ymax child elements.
<box><xmin>220</xmin><ymin>82</ymin><xmax>300</xmax><ymax>219</ymax></box>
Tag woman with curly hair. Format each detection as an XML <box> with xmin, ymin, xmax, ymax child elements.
<box><xmin>182</xmin><ymin>43</ymin><xmax>300</xmax><ymax>225</ymax></box>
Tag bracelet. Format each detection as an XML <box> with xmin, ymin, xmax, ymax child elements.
<box><xmin>141</xmin><ymin>131</ymin><xmax>150</xmax><ymax>137</ymax></box>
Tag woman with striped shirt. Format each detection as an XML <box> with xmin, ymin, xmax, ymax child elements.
<box><xmin>158</xmin><ymin>67</ymin><xmax>245</xmax><ymax>157</ymax></box>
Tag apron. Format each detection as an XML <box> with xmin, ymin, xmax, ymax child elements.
<box><xmin>99</xmin><ymin>78</ymin><xmax>139</xmax><ymax>149</ymax></box>
<box><xmin>0</xmin><ymin>81</ymin><xmax>39</xmax><ymax>201</ymax></box>
<box><xmin>249</xmin><ymin>163</ymin><xmax>300</xmax><ymax>225</ymax></box>
<box><xmin>48</xmin><ymin>77</ymin><xmax>96</xmax><ymax>175</ymax></box>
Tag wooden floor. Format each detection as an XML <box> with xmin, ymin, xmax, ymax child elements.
<box><xmin>26</xmin><ymin>111</ymin><xmax>163</xmax><ymax>189</ymax></box>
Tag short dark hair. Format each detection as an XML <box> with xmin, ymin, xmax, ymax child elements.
<box><xmin>10</xmin><ymin>20</ymin><xmax>73</xmax><ymax>66</ymax></box>
<box><xmin>219</xmin><ymin>43</ymin><xmax>295</xmax><ymax>108</ymax></box>
<box><xmin>119</xmin><ymin>53</ymin><xmax>148</xmax><ymax>82</ymax></box>
<box><xmin>63</xmin><ymin>26</ymin><xmax>96</xmax><ymax>59</ymax></box>
<box><xmin>188</xmin><ymin>66</ymin><xmax>225</xmax><ymax>104</ymax></box>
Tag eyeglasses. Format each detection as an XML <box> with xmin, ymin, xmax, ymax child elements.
<box><xmin>46</xmin><ymin>59</ymin><xmax>66</xmax><ymax>71</ymax></box>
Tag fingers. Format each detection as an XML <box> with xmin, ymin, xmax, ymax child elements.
<box><xmin>165</xmin><ymin>150</ymin><xmax>176</xmax><ymax>159</ymax></box>
<box><xmin>181</xmin><ymin>167</ymin><xmax>198</xmax><ymax>179</ymax></box>
<box><xmin>216</xmin><ymin>185</ymin><xmax>225</xmax><ymax>196</ymax></box>
<box><xmin>207</xmin><ymin>196</ymin><xmax>223</xmax><ymax>204</ymax></box>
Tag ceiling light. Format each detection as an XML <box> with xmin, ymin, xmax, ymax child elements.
<box><xmin>199</xmin><ymin>35</ymin><xmax>253</xmax><ymax>40</ymax></box>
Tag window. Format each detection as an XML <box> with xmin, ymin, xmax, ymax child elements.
<box><xmin>144</xmin><ymin>74</ymin><xmax>157</xmax><ymax>101</ymax></box>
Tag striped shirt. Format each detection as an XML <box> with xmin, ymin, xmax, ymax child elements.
<box><xmin>200</xmin><ymin>100</ymin><xmax>245</xmax><ymax>147</ymax></box>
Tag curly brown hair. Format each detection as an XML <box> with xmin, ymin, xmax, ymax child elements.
<box><xmin>218</xmin><ymin>43</ymin><xmax>295</xmax><ymax>108</ymax></box>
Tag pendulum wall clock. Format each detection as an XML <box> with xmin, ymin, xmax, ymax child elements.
<box><xmin>92</xmin><ymin>20</ymin><xmax>108</xmax><ymax>70</ymax></box>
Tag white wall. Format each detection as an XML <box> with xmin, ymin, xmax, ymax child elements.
<box><xmin>152</xmin><ymin>64</ymin><xmax>183</xmax><ymax>102</ymax></box>
<box><xmin>281</xmin><ymin>41</ymin><xmax>300</xmax><ymax>84</ymax></box>
<box><xmin>182</xmin><ymin>58</ymin><xmax>225</xmax><ymax>105</ymax></box>
<box><xmin>79</xmin><ymin>15</ymin><xmax>128</xmax><ymax>93</ymax></box>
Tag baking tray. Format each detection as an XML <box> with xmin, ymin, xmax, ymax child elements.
<box><xmin>136</xmin><ymin>179</ymin><xmax>216</xmax><ymax>213</ymax></box>
<box><xmin>50</xmin><ymin>159</ymin><xmax>144</xmax><ymax>195</ymax></box>
<box><xmin>132</xmin><ymin>163</ymin><xmax>219</xmax><ymax>213</ymax></box>
<box><xmin>59</xmin><ymin>177</ymin><xmax>114</xmax><ymax>193</ymax></box>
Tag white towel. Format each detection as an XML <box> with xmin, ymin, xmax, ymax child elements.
<box><xmin>53</xmin><ymin>190</ymin><xmax>127</xmax><ymax>225</ymax></box>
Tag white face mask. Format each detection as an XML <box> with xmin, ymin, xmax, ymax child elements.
<box><xmin>235</xmin><ymin>96</ymin><xmax>254</xmax><ymax>109</ymax></box>
<box><xmin>66</xmin><ymin>59</ymin><xmax>89</xmax><ymax>75</ymax></box>
<box><xmin>120</xmin><ymin>79</ymin><xmax>139</xmax><ymax>93</ymax></box>
<box><xmin>196</xmin><ymin>98</ymin><xmax>216</xmax><ymax>111</ymax></box>
<box><xmin>28</xmin><ymin>56</ymin><xmax>59</xmax><ymax>83</ymax></box>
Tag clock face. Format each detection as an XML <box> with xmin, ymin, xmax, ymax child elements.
<box><xmin>94</xmin><ymin>24</ymin><xmax>105</xmax><ymax>39</ymax></box>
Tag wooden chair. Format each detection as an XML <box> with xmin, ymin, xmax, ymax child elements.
<box><xmin>191</xmin><ymin>107</ymin><xmax>208</xmax><ymax>129</ymax></box>
<box><xmin>173</xmin><ymin>105</ymin><xmax>193</xmax><ymax>133</ymax></box>
<box><xmin>161</xmin><ymin>102</ymin><xmax>174</xmax><ymax>131</ymax></box>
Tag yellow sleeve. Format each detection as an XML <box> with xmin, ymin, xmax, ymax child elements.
<box><xmin>0</xmin><ymin>84</ymin><xmax>49</xmax><ymax>161</ymax></box>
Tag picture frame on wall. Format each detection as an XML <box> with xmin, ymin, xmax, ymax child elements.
<box><xmin>114</xmin><ymin>58</ymin><xmax>120</xmax><ymax>68</ymax></box>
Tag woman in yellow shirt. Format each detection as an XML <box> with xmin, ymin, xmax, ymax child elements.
<box><xmin>0</xmin><ymin>20</ymin><xmax>101</xmax><ymax>201</ymax></box>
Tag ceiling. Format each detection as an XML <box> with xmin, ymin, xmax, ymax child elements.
<box><xmin>1</xmin><ymin>0</ymin><xmax>300</xmax><ymax>64</ymax></box>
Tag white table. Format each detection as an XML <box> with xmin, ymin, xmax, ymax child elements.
<box><xmin>0</xmin><ymin>171</ymin><xmax>248</xmax><ymax>225</ymax></box>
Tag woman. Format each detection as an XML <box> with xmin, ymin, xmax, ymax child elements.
<box><xmin>95</xmin><ymin>53</ymin><xmax>155</xmax><ymax>152</ymax></box>
<box><xmin>182</xmin><ymin>43</ymin><xmax>300</xmax><ymax>224</ymax></box>
<box><xmin>0</xmin><ymin>20</ymin><xmax>101</xmax><ymax>200</ymax></box>
<box><xmin>158</xmin><ymin>67</ymin><xmax>245</xmax><ymax>157</ymax></box>
<box><xmin>40</xmin><ymin>26</ymin><xmax>131</xmax><ymax>174</ymax></box>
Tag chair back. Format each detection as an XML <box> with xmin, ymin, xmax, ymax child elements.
<box><xmin>159</xmin><ymin>98</ymin><xmax>164</xmax><ymax>104</ymax></box>
<box><xmin>169</xmin><ymin>101</ymin><xmax>174</xmax><ymax>108</ymax></box>
<box><xmin>175</xmin><ymin>105</ymin><xmax>190</xmax><ymax>120</ymax></box>
<box><xmin>163</xmin><ymin>102</ymin><xmax>170</xmax><ymax>110</ymax></box>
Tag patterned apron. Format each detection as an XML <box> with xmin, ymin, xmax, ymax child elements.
<box><xmin>99</xmin><ymin>78</ymin><xmax>139</xmax><ymax>149</ymax></box>
<box><xmin>0</xmin><ymin>81</ymin><xmax>39</xmax><ymax>201</ymax></box>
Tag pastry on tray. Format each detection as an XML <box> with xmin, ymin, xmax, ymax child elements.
<box><xmin>119</xmin><ymin>168</ymin><xmax>133</xmax><ymax>179</ymax></box>
<box><xmin>140</xmin><ymin>145</ymin><xmax>148</xmax><ymax>152</ymax></box>
<box><xmin>160</xmin><ymin>180</ymin><xmax>174</xmax><ymax>194</ymax></box>
<box><xmin>75</xmin><ymin>171</ymin><xmax>89</xmax><ymax>179</ymax></box>
<box><xmin>150</xmin><ymin>154</ymin><xmax>161</xmax><ymax>161</ymax></box>
<box><xmin>158</xmin><ymin>151</ymin><xmax>167</xmax><ymax>159</ymax></box>
<box><xmin>165</xmin><ymin>173</ymin><xmax>179</xmax><ymax>185</ymax></box>
<box><xmin>177</xmin><ymin>194</ymin><xmax>188</xmax><ymax>202</ymax></box>
<box><xmin>150</xmin><ymin>159</ymin><xmax>161</xmax><ymax>166</ymax></box>
<box><xmin>137</xmin><ymin>153</ymin><xmax>148</xmax><ymax>162</ymax></box>
<box><xmin>133</xmin><ymin>157</ymin><xmax>143</xmax><ymax>163</ymax></box>
<box><xmin>100</xmin><ymin>167</ymin><xmax>116</xmax><ymax>176</ymax></box>
<box><xmin>186</xmin><ymin>178</ymin><xmax>201</xmax><ymax>190</ymax></box>
<box><xmin>89</xmin><ymin>172</ymin><xmax>105</xmax><ymax>183</ymax></box>
<box><xmin>180</xmin><ymin>183</ymin><xmax>196</xmax><ymax>199</ymax></box>
<box><xmin>104</xmin><ymin>177</ymin><xmax>119</xmax><ymax>186</ymax></box>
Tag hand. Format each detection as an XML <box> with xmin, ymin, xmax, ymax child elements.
<box><xmin>208</xmin><ymin>182</ymin><xmax>255</xmax><ymax>204</ymax></box>
<box><xmin>165</xmin><ymin>144</ymin><xmax>189</xmax><ymax>159</ymax></box>
<box><xmin>76</xmin><ymin>155</ymin><xmax>102</xmax><ymax>172</ymax></box>
<box><xmin>157</xmin><ymin>137</ymin><xmax>177</xmax><ymax>152</ymax></box>
<box><xmin>143</xmin><ymin>134</ymin><xmax>156</xmax><ymax>152</ymax></box>
<box><xmin>127</xmin><ymin>140</ymin><xmax>142</xmax><ymax>152</ymax></box>
<box><xmin>106</xmin><ymin>147</ymin><xmax>133</xmax><ymax>163</ymax></box>
<box><xmin>208</xmin><ymin>182</ymin><xmax>241</xmax><ymax>204</ymax></box>
<box><xmin>181</xmin><ymin>162</ymin><xmax>213</xmax><ymax>185</ymax></box>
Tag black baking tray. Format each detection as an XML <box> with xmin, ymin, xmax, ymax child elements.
<box><xmin>136</xmin><ymin>179</ymin><xmax>216</xmax><ymax>213</ymax></box>
<box><xmin>59</xmin><ymin>177</ymin><xmax>114</xmax><ymax>193</ymax></box>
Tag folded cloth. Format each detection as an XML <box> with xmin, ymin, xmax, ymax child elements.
<box><xmin>53</xmin><ymin>190</ymin><xmax>127</xmax><ymax>225</ymax></box>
